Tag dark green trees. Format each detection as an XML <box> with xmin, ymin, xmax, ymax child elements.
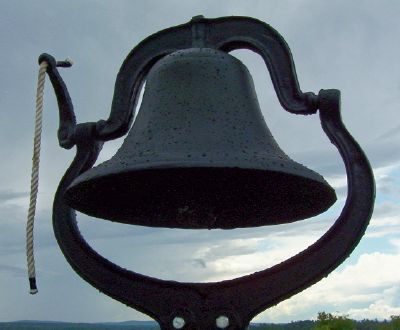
<box><xmin>313</xmin><ymin>312</ymin><xmax>355</xmax><ymax>330</ymax></box>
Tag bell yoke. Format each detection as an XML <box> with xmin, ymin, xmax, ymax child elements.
<box><xmin>40</xmin><ymin>16</ymin><xmax>374</xmax><ymax>330</ymax></box>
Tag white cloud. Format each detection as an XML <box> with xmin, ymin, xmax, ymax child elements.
<box><xmin>197</xmin><ymin>232</ymin><xmax>325</xmax><ymax>282</ymax></box>
<box><xmin>348</xmin><ymin>286</ymin><xmax>400</xmax><ymax>320</ymax></box>
<box><xmin>254</xmin><ymin>247</ymin><xmax>400</xmax><ymax>323</ymax></box>
<box><xmin>365</xmin><ymin>201</ymin><xmax>400</xmax><ymax>238</ymax></box>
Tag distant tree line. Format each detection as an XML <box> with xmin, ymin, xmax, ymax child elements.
<box><xmin>2</xmin><ymin>314</ymin><xmax>399</xmax><ymax>329</ymax></box>
<box><xmin>250</xmin><ymin>312</ymin><xmax>400</xmax><ymax>330</ymax></box>
<box><xmin>312</xmin><ymin>312</ymin><xmax>400</xmax><ymax>330</ymax></box>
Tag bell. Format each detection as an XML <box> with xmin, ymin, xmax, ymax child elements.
<box><xmin>64</xmin><ymin>48</ymin><xmax>336</xmax><ymax>229</ymax></box>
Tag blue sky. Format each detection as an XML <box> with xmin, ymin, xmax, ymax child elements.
<box><xmin>0</xmin><ymin>0</ymin><xmax>399</xmax><ymax>325</ymax></box>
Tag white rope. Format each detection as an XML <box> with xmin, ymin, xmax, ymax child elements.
<box><xmin>26</xmin><ymin>61</ymin><xmax>48</xmax><ymax>294</ymax></box>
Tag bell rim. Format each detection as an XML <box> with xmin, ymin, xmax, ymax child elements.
<box><xmin>65</xmin><ymin>165</ymin><xmax>337</xmax><ymax>229</ymax></box>
<box><xmin>70</xmin><ymin>157</ymin><xmax>331</xmax><ymax>186</ymax></box>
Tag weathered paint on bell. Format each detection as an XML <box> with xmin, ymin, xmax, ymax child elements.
<box><xmin>65</xmin><ymin>48</ymin><xmax>336</xmax><ymax>229</ymax></box>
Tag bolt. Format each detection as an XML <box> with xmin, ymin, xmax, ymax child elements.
<box><xmin>216</xmin><ymin>315</ymin><xmax>229</xmax><ymax>328</ymax></box>
<box><xmin>172</xmin><ymin>316</ymin><xmax>185</xmax><ymax>329</ymax></box>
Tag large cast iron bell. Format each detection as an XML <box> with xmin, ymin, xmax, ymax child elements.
<box><xmin>65</xmin><ymin>48</ymin><xmax>336</xmax><ymax>229</ymax></box>
<box><xmin>44</xmin><ymin>17</ymin><xmax>375</xmax><ymax>329</ymax></box>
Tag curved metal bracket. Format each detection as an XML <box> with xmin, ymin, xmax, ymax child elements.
<box><xmin>38</xmin><ymin>53</ymin><xmax>76</xmax><ymax>149</ymax></box>
<box><xmin>209</xmin><ymin>16</ymin><xmax>319</xmax><ymax>114</ymax></box>
<box><xmin>53</xmin><ymin>89</ymin><xmax>374</xmax><ymax>329</ymax></box>
<box><xmin>39</xmin><ymin>16</ymin><xmax>319</xmax><ymax>146</ymax></box>
<box><xmin>95</xmin><ymin>16</ymin><xmax>318</xmax><ymax>142</ymax></box>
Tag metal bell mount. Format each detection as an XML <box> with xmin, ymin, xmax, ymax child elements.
<box><xmin>40</xmin><ymin>16</ymin><xmax>374</xmax><ymax>330</ymax></box>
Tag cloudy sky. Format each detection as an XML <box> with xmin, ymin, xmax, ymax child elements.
<box><xmin>1</xmin><ymin>0</ymin><xmax>400</xmax><ymax>325</ymax></box>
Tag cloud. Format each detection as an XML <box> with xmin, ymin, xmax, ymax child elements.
<box><xmin>0</xmin><ymin>264</ymin><xmax>26</xmax><ymax>277</ymax></box>
<box><xmin>0</xmin><ymin>190</ymin><xmax>28</xmax><ymax>203</ymax></box>
<box><xmin>366</xmin><ymin>214</ymin><xmax>400</xmax><ymax>238</ymax></box>
<box><xmin>192</xmin><ymin>258</ymin><xmax>207</xmax><ymax>269</ymax></box>
<box><xmin>348</xmin><ymin>287</ymin><xmax>400</xmax><ymax>320</ymax></box>
<box><xmin>257</xmin><ymin>246</ymin><xmax>400</xmax><ymax>322</ymax></box>
<box><xmin>377</xmin><ymin>125</ymin><xmax>400</xmax><ymax>141</ymax></box>
<box><xmin>377</xmin><ymin>174</ymin><xmax>400</xmax><ymax>200</ymax></box>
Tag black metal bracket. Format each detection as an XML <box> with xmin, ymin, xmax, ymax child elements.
<box><xmin>97</xmin><ymin>16</ymin><xmax>318</xmax><ymax>142</ymax></box>
<box><xmin>38</xmin><ymin>54</ymin><xmax>76</xmax><ymax>149</ymax></box>
<box><xmin>44</xmin><ymin>16</ymin><xmax>375</xmax><ymax>330</ymax></box>
<box><xmin>41</xmin><ymin>16</ymin><xmax>319</xmax><ymax>148</ymax></box>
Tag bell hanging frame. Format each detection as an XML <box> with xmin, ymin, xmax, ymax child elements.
<box><xmin>40</xmin><ymin>16</ymin><xmax>374</xmax><ymax>330</ymax></box>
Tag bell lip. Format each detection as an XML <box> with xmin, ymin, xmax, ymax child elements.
<box><xmin>69</xmin><ymin>158</ymin><xmax>331</xmax><ymax>188</ymax></box>
<box><xmin>65</xmin><ymin>163</ymin><xmax>337</xmax><ymax>230</ymax></box>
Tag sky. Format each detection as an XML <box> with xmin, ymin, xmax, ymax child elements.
<box><xmin>0</xmin><ymin>0</ymin><xmax>400</xmax><ymax>325</ymax></box>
